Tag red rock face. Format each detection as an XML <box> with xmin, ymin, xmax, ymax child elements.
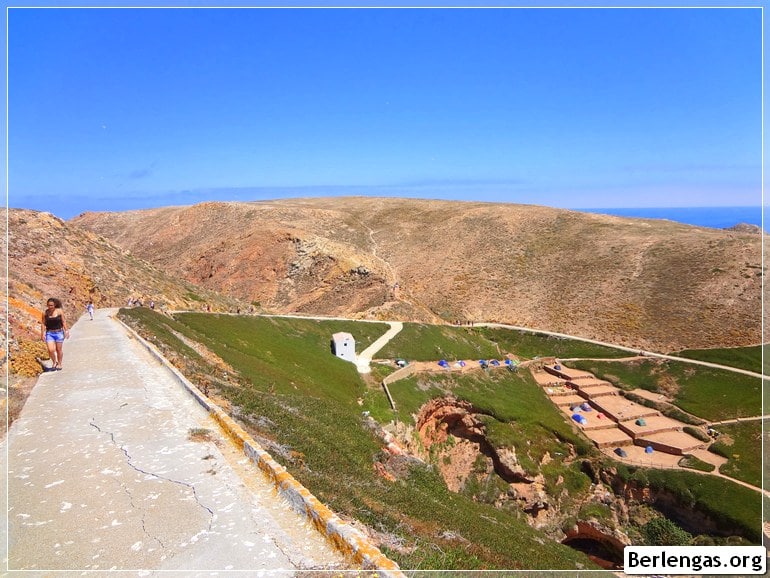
<box><xmin>415</xmin><ymin>398</ymin><xmax>479</xmax><ymax>449</ymax></box>
<box><xmin>415</xmin><ymin>397</ymin><xmax>537</xmax><ymax>491</ymax></box>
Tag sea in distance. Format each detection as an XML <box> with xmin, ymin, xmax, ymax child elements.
<box><xmin>578</xmin><ymin>206</ymin><xmax>763</xmax><ymax>230</ymax></box>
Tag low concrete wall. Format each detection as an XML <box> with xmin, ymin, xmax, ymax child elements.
<box><xmin>120</xmin><ymin>319</ymin><xmax>404</xmax><ymax>577</ymax></box>
<box><xmin>618</xmin><ymin>423</ymin><xmax>680</xmax><ymax>439</ymax></box>
<box><xmin>634</xmin><ymin>439</ymin><xmax>686</xmax><ymax>456</ymax></box>
<box><xmin>383</xmin><ymin>363</ymin><xmax>417</xmax><ymax>385</ymax></box>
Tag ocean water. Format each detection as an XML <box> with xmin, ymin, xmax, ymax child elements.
<box><xmin>578</xmin><ymin>206</ymin><xmax>763</xmax><ymax>230</ymax></box>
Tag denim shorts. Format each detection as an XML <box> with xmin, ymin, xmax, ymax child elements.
<box><xmin>45</xmin><ymin>330</ymin><xmax>65</xmax><ymax>343</ymax></box>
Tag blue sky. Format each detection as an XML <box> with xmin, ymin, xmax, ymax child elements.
<box><xmin>7</xmin><ymin>6</ymin><xmax>763</xmax><ymax>219</ymax></box>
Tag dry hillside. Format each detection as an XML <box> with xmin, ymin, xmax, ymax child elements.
<box><xmin>6</xmin><ymin>208</ymin><xmax>243</xmax><ymax>342</ymax></box>
<box><xmin>71</xmin><ymin>197</ymin><xmax>762</xmax><ymax>352</ymax></box>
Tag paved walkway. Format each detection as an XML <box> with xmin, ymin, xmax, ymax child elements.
<box><xmin>356</xmin><ymin>321</ymin><xmax>403</xmax><ymax>374</ymax></box>
<box><xmin>1</xmin><ymin>308</ymin><xmax>347</xmax><ymax>574</ymax></box>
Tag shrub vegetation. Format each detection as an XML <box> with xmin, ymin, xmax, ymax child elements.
<box><xmin>642</xmin><ymin>518</ymin><xmax>692</xmax><ymax>546</ymax></box>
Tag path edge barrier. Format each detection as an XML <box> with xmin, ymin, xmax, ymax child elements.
<box><xmin>118</xmin><ymin>318</ymin><xmax>404</xmax><ymax>577</ymax></box>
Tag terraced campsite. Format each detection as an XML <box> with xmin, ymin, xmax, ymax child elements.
<box><xmin>118</xmin><ymin>309</ymin><xmax>764</xmax><ymax>571</ymax></box>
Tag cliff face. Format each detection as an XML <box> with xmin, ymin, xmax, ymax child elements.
<box><xmin>72</xmin><ymin>197</ymin><xmax>762</xmax><ymax>352</ymax></box>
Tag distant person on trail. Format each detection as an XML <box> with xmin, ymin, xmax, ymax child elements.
<box><xmin>41</xmin><ymin>297</ymin><xmax>69</xmax><ymax>370</ymax></box>
<box><xmin>86</xmin><ymin>299</ymin><xmax>95</xmax><ymax>320</ymax></box>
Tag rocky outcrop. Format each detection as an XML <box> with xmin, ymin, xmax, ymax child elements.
<box><xmin>497</xmin><ymin>447</ymin><xmax>535</xmax><ymax>484</ymax></box>
<box><xmin>415</xmin><ymin>398</ymin><xmax>482</xmax><ymax>446</ymax></box>
<box><xmin>414</xmin><ymin>397</ymin><xmax>539</xmax><ymax>491</ymax></box>
<box><xmin>725</xmin><ymin>223</ymin><xmax>764</xmax><ymax>235</ymax></box>
<box><xmin>508</xmin><ymin>480</ymin><xmax>550</xmax><ymax>516</ymax></box>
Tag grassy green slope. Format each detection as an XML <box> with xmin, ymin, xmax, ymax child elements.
<box><xmin>175</xmin><ymin>313</ymin><xmax>387</xmax><ymax>403</ymax></box>
<box><xmin>674</xmin><ymin>345</ymin><xmax>763</xmax><ymax>374</ymax></box>
<box><xmin>377</xmin><ymin>323</ymin><xmax>635</xmax><ymax>362</ymax></box>
<box><xmin>708</xmin><ymin>420</ymin><xmax>763</xmax><ymax>488</ymax></box>
<box><xmin>479</xmin><ymin>327</ymin><xmax>633</xmax><ymax>359</ymax></box>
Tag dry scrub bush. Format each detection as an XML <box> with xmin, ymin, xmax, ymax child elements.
<box><xmin>10</xmin><ymin>340</ymin><xmax>49</xmax><ymax>376</ymax></box>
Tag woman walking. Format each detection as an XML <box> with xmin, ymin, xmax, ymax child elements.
<box><xmin>41</xmin><ymin>297</ymin><xmax>69</xmax><ymax>370</ymax></box>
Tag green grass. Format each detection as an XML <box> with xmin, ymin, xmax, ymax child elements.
<box><xmin>568</xmin><ymin>358</ymin><xmax>761</xmax><ymax>422</ymax></box>
<box><xmin>674</xmin><ymin>345</ymin><xmax>763</xmax><ymax>374</ymax></box>
<box><xmin>173</xmin><ymin>313</ymin><xmax>388</xmax><ymax>405</ymax></box>
<box><xmin>708</xmin><ymin>420</ymin><xmax>763</xmax><ymax>487</ymax></box>
<box><xmin>678</xmin><ymin>454</ymin><xmax>715</xmax><ymax>473</ymax></box>
<box><xmin>578</xmin><ymin>502</ymin><xmax>613</xmax><ymax>522</ymax></box>
<box><xmin>478</xmin><ymin>327</ymin><xmax>632</xmax><ymax>359</ymax></box>
<box><xmin>119</xmin><ymin>307</ymin><xmax>204</xmax><ymax>362</ymax></box>
<box><xmin>639</xmin><ymin>469</ymin><xmax>762</xmax><ymax>543</ymax></box>
<box><xmin>377</xmin><ymin>323</ymin><xmax>501</xmax><ymax>361</ymax></box>
<box><xmin>377</xmin><ymin>323</ymin><xmax>633</xmax><ymax>363</ymax></box>
<box><xmin>387</xmin><ymin>375</ymin><xmax>444</xmax><ymax>423</ymax></box>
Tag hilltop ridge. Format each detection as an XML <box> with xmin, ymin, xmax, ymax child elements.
<box><xmin>71</xmin><ymin>197</ymin><xmax>762</xmax><ymax>352</ymax></box>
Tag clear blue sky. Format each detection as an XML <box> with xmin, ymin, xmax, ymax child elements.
<box><xmin>8</xmin><ymin>6</ymin><xmax>763</xmax><ymax>219</ymax></box>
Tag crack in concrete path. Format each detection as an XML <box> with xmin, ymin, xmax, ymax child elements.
<box><xmin>89</xmin><ymin>420</ymin><xmax>216</xmax><ymax>539</ymax></box>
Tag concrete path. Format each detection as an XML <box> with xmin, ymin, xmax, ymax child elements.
<box><xmin>356</xmin><ymin>322</ymin><xmax>403</xmax><ymax>374</ymax></box>
<box><xmin>1</xmin><ymin>308</ymin><xmax>347</xmax><ymax>574</ymax></box>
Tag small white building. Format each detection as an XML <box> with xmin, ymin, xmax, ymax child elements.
<box><xmin>331</xmin><ymin>332</ymin><xmax>356</xmax><ymax>363</ymax></box>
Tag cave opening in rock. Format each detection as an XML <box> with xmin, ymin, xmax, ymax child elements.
<box><xmin>561</xmin><ymin>536</ymin><xmax>623</xmax><ymax>569</ymax></box>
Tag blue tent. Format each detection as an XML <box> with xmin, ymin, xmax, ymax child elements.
<box><xmin>438</xmin><ymin>360</ymin><xmax>449</xmax><ymax>368</ymax></box>
<box><xmin>571</xmin><ymin>414</ymin><xmax>587</xmax><ymax>425</ymax></box>
<box><xmin>504</xmin><ymin>359</ymin><xmax>512</xmax><ymax>365</ymax></box>
<box><xmin>614</xmin><ymin>447</ymin><xmax>628</xmax><ymax>458</ymax></box>
<box><xmin>491</xmin><ymin>359</ymin><xmax>500</xmax><ymax>366</ymax></box>
<box><xmin>645</xmin><ymin>445</ymin><xmax>654</xmax><ymax>454</ymax></box>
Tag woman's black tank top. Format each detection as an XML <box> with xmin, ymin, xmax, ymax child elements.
<box><xmin>45</xmin><ymin>313</ymin><xmax>63</xmax><ymax>331</ymax></box>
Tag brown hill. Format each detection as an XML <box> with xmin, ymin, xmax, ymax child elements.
<box><xmin>70</xmin><ymin>197</ymin><xmax>762</xmax><ymax>352</ymax></box>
